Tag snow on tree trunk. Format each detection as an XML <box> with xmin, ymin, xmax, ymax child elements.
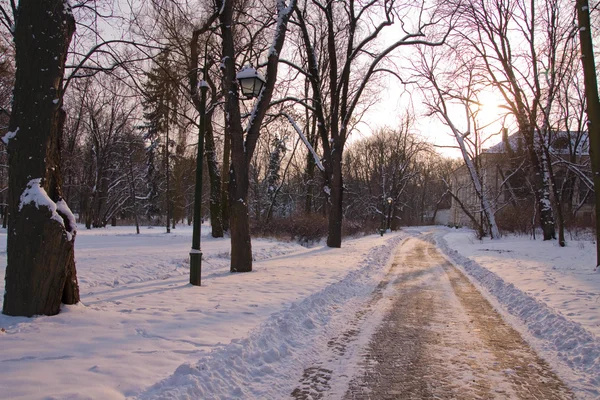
<box><xmin>3</xmin><ymin>0</ymin><xmax>79</xmax><ymax>316</ymax></box>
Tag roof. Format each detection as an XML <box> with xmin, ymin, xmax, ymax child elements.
<box><xmin>483</xmin><ymin>130</ymin><xmax>589</xmax><ymax>156</ymax></box>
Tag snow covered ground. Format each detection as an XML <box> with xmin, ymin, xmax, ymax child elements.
<box><xmin>0</xmin><ymin>225</ymin><xmax>402</xmax><ymax>399</ymax></box>
<box><xmin>0</xmin><ymin>224</ymin><xmax>599</xmax><ymax>399</ymax></box>
<box><xmin>426</xmin><ymin>227</ymin><xmax>600</xmax><ymax>398</ymax></box>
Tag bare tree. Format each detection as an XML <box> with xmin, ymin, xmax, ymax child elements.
<box><xmin>80</xmin><ymin>76</ymin><xmax>138</xmax><ymax>228</ymax></box>
<box><xmin>344</xmin><ymin>120</ymin><xmax>427</xmax><ymax>230</ymax></box>
<box><xmin>217</xmin><ymin>0</ymin><xmax>297</xmax><ymax>272</ymax></box>
<box><xmin>412</xmin><ymin>46</ymin><xmax>501</xmax><ymax>238</ymax></box>
<box><xmin>451</xmin><ymin>0</ymin><xmax>565</xmax><ymax>240</ymax></box>
<box><xmin>290</xmin><ymin>0</ymin><xmax>452</xmax><ymax>247</ymax></box>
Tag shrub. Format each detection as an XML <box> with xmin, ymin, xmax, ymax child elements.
<box><xmin>250</xmin><ymin>214</ymin><xmax>381</xmax><ymax>245</ymax></box>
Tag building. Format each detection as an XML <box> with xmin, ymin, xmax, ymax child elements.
<box><xmin>449</xmin><ymin>130</ymin><xmax>593</xmax><ymax>231</ymax></box>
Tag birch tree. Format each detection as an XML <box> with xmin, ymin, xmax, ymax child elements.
<box><xmin>413</xmin><ymin>47</ymin><xmax>501</xmax><ymax>238</ymax></box>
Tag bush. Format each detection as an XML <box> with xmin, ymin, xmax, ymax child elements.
<box><xmin>495</xmin><ymin>202</ymin><xmax>534</xmax><ymax>235</ymax></box>
<box><xmin>250</xmin><ymin>214</ymin><xmax>380</xmax><ymax>245</ymax></box>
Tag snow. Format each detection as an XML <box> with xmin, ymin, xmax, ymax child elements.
<box><xmin>18</xmin><ymin>179</ymin><xmax>69</xmax><ymax>234</ymax></box>
<box><xmin>2</xmin><ymin>127</ymin><xmax>18</xmax><ymax>145</ymax></box>
<box><xmin>234</xmin><ymin>66</ymin><xmax>265</xmax><ymax>82</ymax></box>
<box><xmin>0</xmin><ymin>225</ymin><xmax>398</xmax><ymax>399</ymax></box>
<box><xmin>0</xmin><ymin>225</ymin><xmax>599</xmax><ymax>398</ymax></box>
<box><xmin>56</xmin><ymin>199</ymin><xmax>77</xmax><ymax>241</ymax></box>
<box><xmin>284</xmin><ymin>112</ymin><xmax>325</xmax><ymax>172</ymax></box>
<box><xmin>428</xmin><ymin>227</ymin><xmax>600</xmax><ymax>397</ymax></box>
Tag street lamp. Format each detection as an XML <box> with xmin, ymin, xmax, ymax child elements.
<box><xmin>386</xmin><ymin>197</ymin><xmax>393</xmax><ymax>231</ymax></box>
<box><xmin>189</xmin><ymin>65</ymin><xmax>265</xmax><ymax>285</ymax></box>
<box><xmin>190</xmin><ymin>77</ymin><xmax>208</xmax><ymax>286</ymax></box>
<box><xmin>236</xmin><ymin>66</ymin><xmax>265</xmax><ymax>99</ymax></box>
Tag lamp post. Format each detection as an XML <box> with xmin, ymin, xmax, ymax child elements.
<box><xmin>386</xmin><ymin>197</ymin><xmax>393</xmax><ymax>231</ymax></box>
<box><xmin>190</xmin><ymin>79</ymin><xmax>208</xmax><ymax>286</ymax></box>
<box><xmin>189</xmin><ymin>64</ymin><xmax>266</xmax><ymax>286</ymax></box>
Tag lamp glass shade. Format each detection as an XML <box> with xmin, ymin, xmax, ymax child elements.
<box><xmin>236</xmin><ymin>66</ymin><xmax>266</xmax><ymax>98</ymax></box>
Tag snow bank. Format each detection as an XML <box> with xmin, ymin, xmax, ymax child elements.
<box><xmin>140</xmin><ymin>235</ymin><xmax>403</xmax><ymax>399</ymax></box>
<box><xmin>430</xmin><ymin>230</ymin><xmax>600</xmax><ymax>397</ymax></box>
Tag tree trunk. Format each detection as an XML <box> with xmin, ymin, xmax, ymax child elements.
<box><xmin>577</xmin><ymin>0</ymin><xmax>600</xmax><ymax>269</ymax></box>
<box><xmin>326</xmin><ymin>151</ymin><xmax>343</xmax><ymax>248</ymax></box>
<box><xmin>2</xmin><ymin>205</ymin><xmax>7</xmax><ymax>229</ymax></box>
<box><xmin>229</xmin><ymin>166</ymin><xmax>252</xmax><ymax>272</ymax></box>
<box><xmin>3</xmin><ymin>0</ymin><xmax>79</xmax><ymax>317</ymax></box>
<box><xmin>218</xmin><ymin>0</ymin><xmax>295</xmax><ymax>271</ymax></box>
<box><xmin>221</xmin><ymin>115</ymin><xmax>231</xmax><ymax>233</ymax></box>
<box><xmin>304</xmin><ymin>93</ymin><xmax>318</xmax><ymax>214</ymax></box>
<box><xmin>535</xmin><ymin>158</ymin><xmax>556</xmax><ymax>240</ymax></box>
<box><xmin>205</xmin><ymin>111</ymin><xmax>224</xmax><ymax>237</ymax></box>
<box><xmin>84</xmin><ymin>192</ymin><xmax>92</xmax><ymax>229</ymax></box>
<box><xmin>128</xmin><ymin>147</ymin><xmax>140</xmax><ymax>235</ymax></box>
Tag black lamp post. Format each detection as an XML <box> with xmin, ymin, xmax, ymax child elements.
<box><xmin>190</xmin><ymin>79</ymin><xmax>208</xmax><ymax>286</ymax></box>
<box><xmin>236</xmin><ymin>66</ymin><xmax>265</xmax><ymax>99</ymax></box>
<box><xmin>386</xmin><ymin>197</ymin><xmax>393</xmax><ymax>231</ymax></box>
<box><xmin>189</xmin><ymin>64</ymin><xmax>266</xmax><ymax>286</ymax></box>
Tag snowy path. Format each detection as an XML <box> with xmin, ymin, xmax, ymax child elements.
<box><xmin>291</xmin><ymin>237</ymin><xmax>573</xmax><ymax>399</ymax></box>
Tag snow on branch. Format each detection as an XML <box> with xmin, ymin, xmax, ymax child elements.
<box><xmin>282</xmin><ymin>112</ymin><xmax>324</xmax><ymax>172</ymax></box>
<box><xmin>277</xmin><ymin>59</ymin><xmax>312</xmax><ymax>77</ymax></box>
<box><xmin>2</xmin><ymin>127</ymin><xmax>18</xmax><ymax>145</ymax></box>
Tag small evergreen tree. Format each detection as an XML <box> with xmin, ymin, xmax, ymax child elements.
<box><xmin>141</xmin><ymin>50</ymin><xmax>179</xmax><ymax>228</ymax></box>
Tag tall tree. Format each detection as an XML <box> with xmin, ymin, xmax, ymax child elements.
<box><xmin>414</xmin><ymin>47</ymin><xmax>501</xmax><ymax>238</ymax></box>
<box><xmin>218</xmin><ymin>0</ymin><xmax>297</xmax><ymax>272</ymax></box>
<box><xmin>291</xmin><ymin>0</ymin><xmax>451</xmax><ymax>247</ymax></box>
<box><xmin>142</xmin><ymin>50</ymin><xmax>179</xmax><ymax>232</ymax></box>
<box><xmin>576</xmin><ymin>0</ymin><xmax>600</xmax><ymax>270</ymax></box>
<box><xmin>2</xmin><ymin>0</ymin><xmax>79</xmax><ymax>316</ymax></box>
<box><xmin>453</xmin><ymin>0</ymin><xmax>561</xmax><ymax>240</ymax></box>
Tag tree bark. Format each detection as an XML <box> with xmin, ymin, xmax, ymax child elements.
<box><xmin>205</xmin><ymin>110</ymin><xmax>224</xmax><ymax>237</ymax></box>
<box><xmin>3</xmin><ymin>0</ymin><xmax>79</xmax><ymax>317</ymax></box>
<box><xmin>229</xmin><ymin>170</ymin><xmax>252</xmax><ymax>271</ymax></box>
<box><xmin>577</xmin><ymin>0</ymin><xmax>600</xmax><ymax>269</ymax></box>
<box><xmin>221</xmin><ymin>121</ymin><xmax>231</xmax><ymax>233</ymax></box>
<box><xmin>165</xmin><ymin>123</ymin><xmax>171</xmax><ymax>233</ymax></box>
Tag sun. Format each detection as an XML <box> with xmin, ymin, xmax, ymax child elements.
<box><xmin>474</xmin><ymin>90</ymin><xmax>506</xmax><ymax>126</ymax></box>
